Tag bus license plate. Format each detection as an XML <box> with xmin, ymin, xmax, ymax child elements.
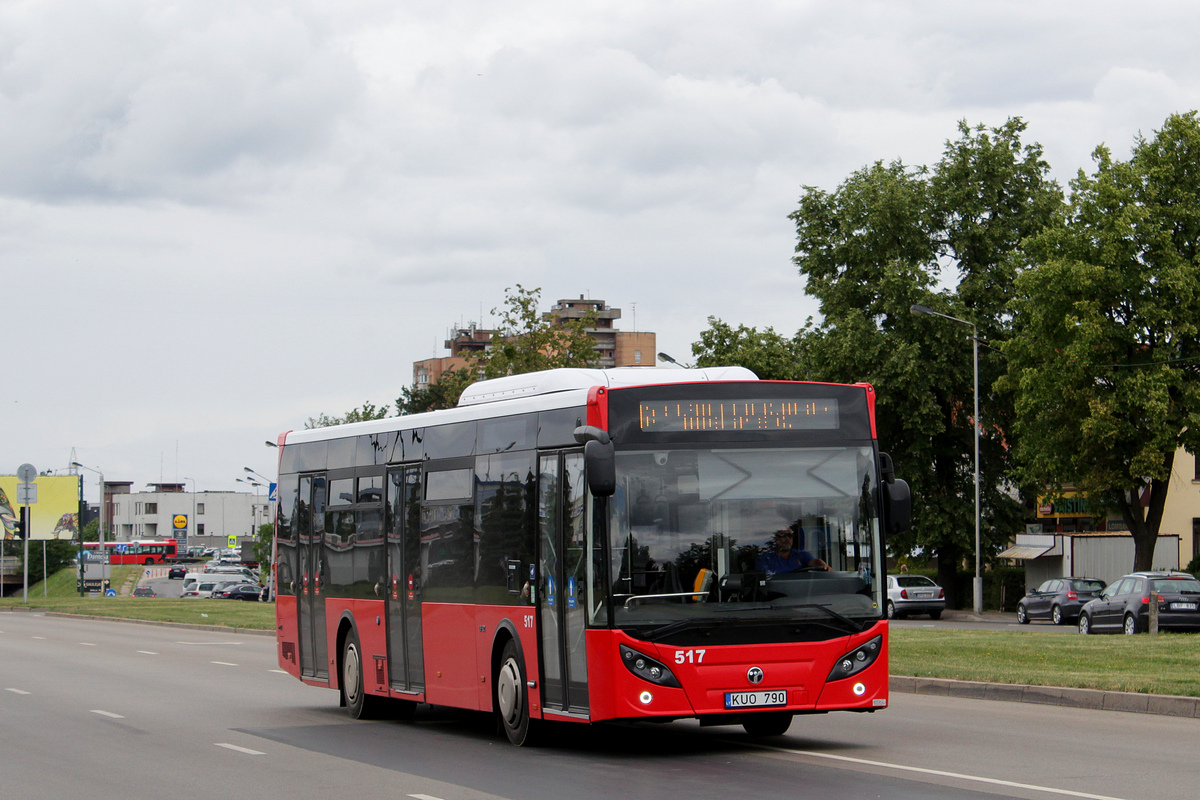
<box><xmin>725</xmin><ymin>690</ymin><xmax>787</xmax><ymax>709</ymax></box>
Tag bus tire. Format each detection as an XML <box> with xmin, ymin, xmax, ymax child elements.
<box><xmin>496</xmin><ymin>639</ymin><xmax>537</xmax><ymax>746</ymax></box>
<box><xmin>742</xmin><ymin>711</ymin><xmax>793</xmax><ymax>737</ymax></box>
<box><xmin>342</xmin><ymin>630</ymin><xmax>384</xmax><ymax>720</ymax></box>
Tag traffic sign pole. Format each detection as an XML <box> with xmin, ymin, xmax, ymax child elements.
<box><xmin>17</xmin><ymin>463</ymin><xmax>36</xmax><ymax>605</ymax></box>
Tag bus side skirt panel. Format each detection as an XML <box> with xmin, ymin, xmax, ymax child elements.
<box><xmin>423</xmin><ymin>602</ymin><xmax>483</xmax><ymax>710</ymax></box>
<box><xmin>276</xmin><ymin>594</ymin><xmax>300</xmax><ymax>678</ymax></box>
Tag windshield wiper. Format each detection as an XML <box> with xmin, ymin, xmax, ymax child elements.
<box><xmin>639</xmin><ymin>613</ymin><xmax>757</xmax><ymax>642</ymax></box>
<box><xmin>638</xmin><ymin>604</ymin><xmax>867</xmax><ymax>642</ymax></box>
<box><xmin>782</xmin><ymin>603</ymin><xmax>868</xmax><ymax>635</ymax></box>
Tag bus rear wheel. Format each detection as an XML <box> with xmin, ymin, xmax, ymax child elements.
<box><xmin>342</xmin><ymin>631</ymin><xmax>385</xmax><ymax>720</ymax></box>
<box><xmin>496</xmin><ymin>639</ymin><xmax>537</xmax><ymax>746</ymax></box>
<box><xmin>742</xmin><ymin>711</ymin><xmax>793</xmax><ymax>737</ymax></box>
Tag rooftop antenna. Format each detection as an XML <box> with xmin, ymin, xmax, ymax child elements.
<box><xmin>631</xmin><ymin>302</ymin><xmax>637</xmax><ymax>332</ymax></box>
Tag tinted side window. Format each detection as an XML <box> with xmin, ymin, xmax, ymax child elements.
<box><xmin>475</xmin><ymin>452</ymin><xmax>536</xmax><ymax>605</ymax></box>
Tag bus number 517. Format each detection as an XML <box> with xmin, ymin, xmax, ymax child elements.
<box><xmin>675</xmin><ymin>649</ymin><xmax>705</xmax><ymax>664</ymax></box>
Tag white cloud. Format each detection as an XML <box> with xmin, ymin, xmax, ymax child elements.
<box><xmin>5</xmin><ymin>0</ymin><xmax>1200</xmax><ymax>489</ymax></box>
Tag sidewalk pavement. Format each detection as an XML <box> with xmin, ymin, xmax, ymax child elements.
<box><xmin>892</xmin><ymin>607</ymin><xmax>1200</xmax><ymax>719</ymax></box>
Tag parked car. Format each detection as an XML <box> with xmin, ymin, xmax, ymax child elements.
<box><xmin>218</xmin><ymin>583</ymin><xmax>263</xmax><ymax>601</ymax></box>
<box><xmin>1078</xmin><ymin>572</ymin><xmax>1200</xmax><ymax>634</ymax></box>
<box><xmin>1016</xmin><ymin>577</ymin><xmax>1106</xmax><ymax>625</ymax></box>
<box><xmin>886</xmin><ymin>574</ymin><xmax>945</xmax><ymax>619</ymax></box>
<box><xmin>132</xmin><ymin>586</ymin><xmax>156</xmax><ymax>597</ymax></box>
<box><xmin>168</xmin><ymin>565</ymin><xmax>188</xmax><ymax>579</ymax></box>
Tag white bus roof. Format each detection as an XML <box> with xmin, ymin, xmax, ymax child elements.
<box><xmin>456</xmin><ymin>366</ymin><xmax>758</xmax><ymax>406</ymax></box>
<box><xmin>284</xmin><ymin>366</ymin><xmax>758</xmax><ymax>445</ymax></box>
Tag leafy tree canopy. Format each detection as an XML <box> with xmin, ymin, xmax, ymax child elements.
<box><xmin>691</xmin><ymin>119</ymin><xmax>1063</xmax><ymax>604</ymax></box>
<box><xmin>320</xmin><ymin>285</ymin><xmax>601</xmax><ymax>421</ymax></box>
<box><xmin>1001</xmin><ymin>111</ymin><xmax>1200</xmax><ymax>571</ymax></box>
<box><xmin>306</xmin><ymin>401</ymin><xmax>391</xmax><ymax>430</ymax></box>
<box><xmin>692</xmin><ymin>317</ymin><xmax>807</xmax><ymax>380</ymax></box>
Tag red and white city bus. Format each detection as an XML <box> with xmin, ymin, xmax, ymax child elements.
<box><xmin>273</xmin><ymin>367</ymin><xmax>910</xmax><ymax>744</ymax></box>
<box><xmin>82</xmin><ymin>538</ymin><xmax>179</xmax><ymax>565</ymax></box>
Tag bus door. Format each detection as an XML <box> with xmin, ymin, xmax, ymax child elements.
<box><xmin>386</xmin><ymin>465</ymin><xmax>424</xmax><ymax>692</ymax></box>
<box><xmin>538</xmin><ymin>451</ymin><xmax>589</xmax><ymax>715</ymax></box>
<box><xmin>297</xmin><ymin>474</ymin><xmax>329</xmax><ymax>680</ymax></box>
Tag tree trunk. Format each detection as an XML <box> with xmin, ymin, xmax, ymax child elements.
<box><xmin>1119</xmin><ymin>464</ymin><xmax>1173</xmax><ymax>573</ymax></box>
<box><xmin>936</xmin><ymin>544</ymin><xmax>961</xmax><ymax>609</ymax></box>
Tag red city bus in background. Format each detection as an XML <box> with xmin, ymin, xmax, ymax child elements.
<box><xmin>272</xmin><ymin>367</ymin><xmax>911</xmax><ymax>745</ymax></box>
<box><xmin>81</xmin><ymin>538</ymin><xmax>178</xmax><ymax>565</ymax></box>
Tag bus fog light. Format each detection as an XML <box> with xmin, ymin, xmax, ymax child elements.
<box><xmin>853</xmin><ymin>682</ymin><xmax>866</xmax><ymax>696</ymax></box>
<box><xmin>639</xmin><ymin>691</ymin><xmax>653</xmax><ymax>705</ymax></box>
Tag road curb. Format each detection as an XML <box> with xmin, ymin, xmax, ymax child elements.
<box><xmin>891</xmin><ymin>675</ymin><xmax>1200</xmax><ymax>718</ymax></box>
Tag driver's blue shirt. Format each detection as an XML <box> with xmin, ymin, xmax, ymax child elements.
<box><xmin>756</xmin><ymin>548</ymin><xmax>815</xmax><ymax>576</ymax></box>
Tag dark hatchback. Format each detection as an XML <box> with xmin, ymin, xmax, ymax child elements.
<box><xmin>1016</xmin><ymin>577</ymin><xmax>1105</xmax><ymax>625</ymax></box>
<box><xmin>218</xmin><ymin>584</ymin><xmax>263</xmax><ymax>601</ymax></box>
<box><xmin>1078</xmin><ymin>572</ymin><xmax>1200</xmax><ymax>635</ymax></box>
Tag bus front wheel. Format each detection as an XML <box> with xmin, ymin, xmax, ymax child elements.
<box><xmin>742</xmin><ymin>711</ymin><xmax>793</xmax><ymax>737</ymax></box>
<box><xmin>496</xmin><ymin>639</ymin><xmax>537</xmax><ymax>746</ymax></box>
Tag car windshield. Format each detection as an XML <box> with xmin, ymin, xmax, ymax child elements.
<box><xmin>605</xmin><ymin>445</ymin><xmax>883</xmax><ymax>632</ymax></box>
<box><xmin>1071</xmin><ymin>579</ymin><xmax>1104</xmax><ymax>592</ymax></box>
<box><xmin>1152</xmin><ymin>578</ymin><xmax>1200</xmax><ymax>594</ymax></box>
<box><xmin>896</xmin><ymin>576</ymin><xmax>936</xmax><ymax>588</ymax></box>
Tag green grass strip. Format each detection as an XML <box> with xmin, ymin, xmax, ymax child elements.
<box><xmin>891</xmin><ymin>628</ymin><xmax>1200</xmax><ymax>697</ymax></box>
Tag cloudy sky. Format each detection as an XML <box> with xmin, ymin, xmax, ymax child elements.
<box><xmin>5</xmin><ymin>0</ymin><xmax>1199</xmax><ymax>499</ymax></box>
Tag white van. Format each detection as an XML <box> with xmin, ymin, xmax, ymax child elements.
<box><xmin>203</xmin><ymin>565</ymin><xmax>258</xmax><ymax>583</ymax></box>
<box><xmin>181</xmin><ymin>576</ymin><xmax>243</xmax><ymax>598</ymax></box>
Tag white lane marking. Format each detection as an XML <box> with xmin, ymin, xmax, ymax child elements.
<box><xmin>759</xmin><ymin>744</ymin><xmax>1128</xmax><ymax>800</ymax></box>
<box><xmin>6</xmin><ymin>688</ymin><xmax>31</xmax><ymax>695</ymax></box>
<box><xmin>211</xmin><ymin>661</ymin><xmax>239</xmax><ymax>667</ymax></box>
<box><xmin>90</xmin><ymin>710</ymin><xmax>124</xmax><ymax>719</ymax></box>
<box><xmin>79</xmin><ymin>642</ymin><xmax>96</xmax><ymax>647</ymax></box>
<box><xmin>32</xmin><ymin>636</ymin><xmax>45</xmax><ymax>640</ymax></box>
<box><xmin>409</xmin><ymin>795</ymin><xmax>445</xmax><ymax>800</ymax></box>
<box><xmin>137</xmin><ymin>651</ymin><xmax>158</xmax><ymax>655</ymax></box>
<box><xmin>177</xmin><ymin>641</ymin><xmax>244</xmax><ymax>646</ymax></box>
<box><xmin>215</xmin><ymin>743</ymin><xmax>264</xmax><ymax>755</ymax></box>
<box><xmin>269</xmin><ymin>669</ymin><xmax>289</xmax><ymax>675</ymax></box>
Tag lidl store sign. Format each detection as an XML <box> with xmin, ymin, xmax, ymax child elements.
<box><xmin>173</xmin><ymin>514</ymin><xmax>188</xmax><ymax>530</ymax></box>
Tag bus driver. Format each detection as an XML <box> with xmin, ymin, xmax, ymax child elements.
<box><xmin>756</xmin><ymin>528</ymin><xmax>829</xmax><ymax>576</ymax></box>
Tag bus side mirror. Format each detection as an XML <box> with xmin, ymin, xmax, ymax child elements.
<box><xmin>883</xmin><ymin>478</ymin><xmax>911</xmax><ymax>534</ymax></box>
<box><xmin>584</xmin><ymin>439</ymin><xmax>616</xmax><ymax>497</ymax></box>
<box><xmin>575</xmin><ymin>426</ymin><xmax>616</xmax><ymax>497</ymax></box>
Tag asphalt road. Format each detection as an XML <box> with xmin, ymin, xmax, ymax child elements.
<box><xmin>1</xmin><ymin>611</ymin><xmax>1194</xmax><ymax>800</ymax></box>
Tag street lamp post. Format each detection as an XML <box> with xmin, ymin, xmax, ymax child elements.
<box><xmin>237</xmin><ymin>477</ymin><xmax>263</xmax><ymax>538</ymax></box>
<box><xmin>70</xmin><ymin>462</ymin><xmax>106</xmax><ymax>597</ymax></box>
<box><xmin>910</xmin><ymin>304</ymin><xmax>982</xmax><ymax>615</ymax></box>
<box><xmin>656</xmin><ymin>352</ymin><xmax>694</xmax><ymax>368</ymax></box>
<box><xmin>183</xmin><ymin>477</ymin><xmax>196</xmax><ymax>549</ymax></box>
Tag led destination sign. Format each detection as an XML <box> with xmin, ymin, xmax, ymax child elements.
<box><xmin>638</xmin><ymin>398</ymin><xmax>840</xmax><ymax>432</ymax></box>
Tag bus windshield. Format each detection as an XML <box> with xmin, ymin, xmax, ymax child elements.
<box><xmin>605</xmin><ymin>445</ymin><xmax>883</xmax><ymax>633</ymax></box>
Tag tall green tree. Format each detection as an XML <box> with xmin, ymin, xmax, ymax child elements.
<box><xmin>396</xmin><ymin>285</ymin><xmax>601</xmax><ymax>414</ymax></box>
<box><xmin>306</xmin><ymin>401</ymin><xmax>391</xmax><ymax>430</ymax></box>
<box><xmin>785</xmin><ymin>119</ymin><xmax>1061</xmax><ymax>604</ymax></box>
<box><xmin>480</xmin><ymin>284</ymin><xmax>599</xmax><ymax>379</ymax></box>
<box><xmin>692</xmin><ymin>318</ymin><xmax>807</xmax><ymax>380</ymax></box>
<box><xmin>396</xmin><ymin>367</ymin><xmax>478</xmax><ymax>415</ymax></box>
<box><xmin>1003</xmin><ymin>112</ymin><xmax>1200</xmax><ymax>572</ymax></box>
